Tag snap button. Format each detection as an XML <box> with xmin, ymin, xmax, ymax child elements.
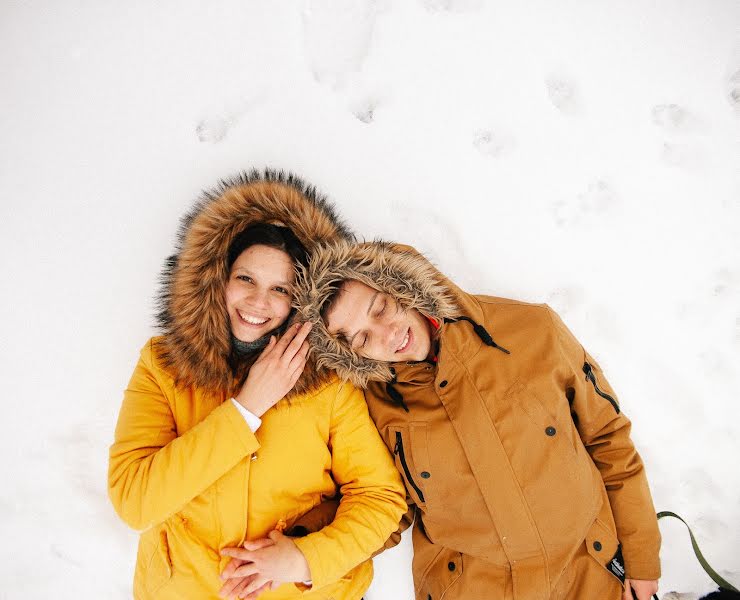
<box><xmin>448</xmin><ymin>561</ymin><xmax>456</xmax><ymax>571</ymax></box>
<box><xmin>421</xmin><ymin>471</ymin><xmax>431</xmax><ymax>479</ymax></box>
<box><xmin>439</xmin><ymin>380</ymin><xmax>448</xmax><ymax>388</ymax></box>
<box><xmin>593</xmin><ymin>540</ymin><xmax>602</xmax><ymax>551</ymax></box>
<box><xmin>545</xmin><ymin>426</ymin><xmax>557</xmax><ymax>436</ymax></box>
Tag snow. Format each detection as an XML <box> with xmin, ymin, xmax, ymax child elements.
<box><xmin>1</xmin><ymin>1</ymin><xmax>739</xmax><ymax>598</ymax></box>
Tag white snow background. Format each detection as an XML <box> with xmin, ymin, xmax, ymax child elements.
<box><xmin>1</xmin><ymin>1</ymin><xmax>739</xmax><ymax>598</ymax></box>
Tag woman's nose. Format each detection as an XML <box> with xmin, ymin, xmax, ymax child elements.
<box><xmin>248</xmin><ymin>288</ymin><xmax>270</xmax><ymax>308</ymax></box>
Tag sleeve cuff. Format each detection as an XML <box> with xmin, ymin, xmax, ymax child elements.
<box><xmin>292</xmin><ymin>536</ymin><xmax>327</xmax><ymax>589</ymax></box>
<box><xmin>230</xmin><ymin>398</ymin><xmax>263</xmax><ymax>433</ymax></box>
<box><xmin>624</xmin><ymin>558</ymin><xmax>661</xmax><ymax>581</ymax></box>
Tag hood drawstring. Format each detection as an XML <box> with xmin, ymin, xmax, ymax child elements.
<box><xmin>386</xmin><ymin>367</ymin><xmax>409</xmax><ymax>413</ymax></box>
<box><xmin>445</xmin><ymin>316</ymin><xmax>511</xmax><ymax>354</ymax></box>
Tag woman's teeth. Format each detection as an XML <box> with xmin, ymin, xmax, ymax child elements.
<box><xmin>238</xmin><ymin>310</ymin><xmax>269</xmax><ymax>325</ymax></box>
<box><xmin>396</xmin><ymin>330</ymin><xmax>410</xmax><ymax>353</ymax></box>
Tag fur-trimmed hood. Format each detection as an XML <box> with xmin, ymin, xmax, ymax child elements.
<box><xmin>156</xmin><ymin>168</ymin><xmax>354</xmax><ymax>394</ymax></box>
<box><xmin>294</xmin><ymin>240</ymin><xmax>462</xmax><ymax>388</ymax></box>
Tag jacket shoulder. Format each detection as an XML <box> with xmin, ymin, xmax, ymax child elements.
<box><xmin>137</xmin><ymin>336</ymin><xmax>177</xmax><ymax>382</ymax></box>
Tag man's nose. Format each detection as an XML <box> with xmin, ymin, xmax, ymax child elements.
<box><xmin>380</xmin><ymin>322</ymin><xmax>400</xmax><ymax>349</ymax></box>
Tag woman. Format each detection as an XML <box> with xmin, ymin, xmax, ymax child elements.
<box><xmin>108</xmin><ymin>169</ymin><xmax>406</xmax><ymax>600</ymax></box>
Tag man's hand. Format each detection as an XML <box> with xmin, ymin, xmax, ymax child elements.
<box><xmin>220</xmin><ymin>530</ymin><xmax>311</xmax><ymax>598</ymax></box>
<box><xmin>234</xmin><ymin>322</ymin><xmax>312</xmax><ymax>417</ymax></box>
<box><xmin>623</xmin><ymin>578</ymin><xmax>658</xmax><ymax>600</ymax></box>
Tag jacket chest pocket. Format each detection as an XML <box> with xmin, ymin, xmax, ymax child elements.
<box><xmin>388</xmin><ymin>423</ymin><xmax>433</xmax><ymax>510</ymax></box>
<box><xmin>505</xmin><ymin>380</ymin><xmax>579</xmax><ymax>459</ymax></box>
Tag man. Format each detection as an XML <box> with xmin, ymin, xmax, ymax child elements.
<box><xmin>294</xmin><ymin>240</ymin><xmax>661</xmax><ymax>600</ymax></box>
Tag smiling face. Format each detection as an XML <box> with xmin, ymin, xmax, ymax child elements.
<box><xmin>324</xmin><ymin>279</ymin><xmax>433</xmax><ymax>363</ymax></box>
<box><xmin>224</xmin><ymin>244</ymin><xmax>295</xmax><ymax>342</ymax></box>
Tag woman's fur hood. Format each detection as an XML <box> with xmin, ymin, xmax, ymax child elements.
<box><xmin>156</xmin><ymin>168</ymin><xmax>354</xmax><ymax>394</ymax></box>
<box><xmin>294</xmin><ymin>240</ymin><xmax>461</xmax><ymax>388</ymax></box>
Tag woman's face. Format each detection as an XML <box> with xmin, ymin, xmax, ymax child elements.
<box><xmin>225</xmin><ymin>244</ymin><xmax>295</xmax><ymax>342</ymax></box>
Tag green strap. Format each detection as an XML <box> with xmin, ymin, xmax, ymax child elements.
<box><xmin>657</xmin><ymin>510</ymin><xmax>739</xmax><ymax>592</ymax></box>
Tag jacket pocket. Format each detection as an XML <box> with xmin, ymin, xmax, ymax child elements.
<box><xmin>413</xmin><ymin>545</ymin><xmax>464</xmax><ymax>600</ymax></box>
<box><xmin>389</xmin><ymin>425</ymin><xmax>429</xmax><ymax>509</ymax></box>
<box><xmin>582</xmin><ymin>361</ymin><xmax>620</xmax><ymax>414</ymax></box>
<box><xmin>585</xmin><ymin>518</ymin><xmax>624</xmax><ymax>586</ymax></box>
<box><xmin>141</xmin><ymin>527</ymin><xmax>173</xmax><ymax>595</ymax></box>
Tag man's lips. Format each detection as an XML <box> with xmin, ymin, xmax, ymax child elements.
<box><xmin>394</xmin><ymin>327</ymin><xmax>412</xmax><ymax>354</ymax></box>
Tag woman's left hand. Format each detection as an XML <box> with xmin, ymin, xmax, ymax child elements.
<box><xmin>220</xmin><ymin>530</ymin><xmax>311</xmax><ymax>598</ymax></box>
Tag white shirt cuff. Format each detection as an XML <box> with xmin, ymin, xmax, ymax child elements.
<box><xmin>230</xmin><ymin>398</ymin><xmax>262</xmax><ymax>433</ymax></box>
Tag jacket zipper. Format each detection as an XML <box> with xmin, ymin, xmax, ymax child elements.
<box><xmin>582</xmin><ymin>362</ymin><xmax>620</xmax><ymax>414</ymax></box>
<box><xmin>394</xmin><ymin>431</ymin><xmax>426</xmax><ymax>503</ymax></box>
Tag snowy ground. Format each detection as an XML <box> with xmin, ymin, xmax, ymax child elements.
<box><xmin>1</xmin><ymin>1</ymin><xmax>739</xmax><ymax>598</ymax></box>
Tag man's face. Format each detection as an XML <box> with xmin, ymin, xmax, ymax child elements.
<box><xmin>324</xmin><ymin>280</ymin><xmax>432</xmax><ymax>363</ymax></box>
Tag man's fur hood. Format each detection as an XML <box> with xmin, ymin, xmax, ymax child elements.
<box><xmin>156</xmin><ymin>168</ymin><xmax>354</xmax><ymax>395</ymax></box>
<box><xmin>294</xmin><ymin>240</ymin><xmax>461</xmax><ymax>388</ymax></box>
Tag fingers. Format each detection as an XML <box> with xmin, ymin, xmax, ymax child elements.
<box><xmin>267</xmin><ymin>529</ymin><xmax>284</xmax><ymax>542</ymax></box>
<box><xmin>220</xmin><ymin>548</ymin><xmax>255</xmax><ymax>562</ymax></box>
<box><xmin>282</xmin><ymin>322</ymin><xmax>312</xmax><ymax>362</ymax></box>
<box><xmin>232</xmin><ymin>562</ymin><xmax>260</xmax><ymax>579</ymax></box>
<box><xmin>241</xmin><ymin>581</ymin><xmax>272</xmax><ymax>600</ymax></box>
<box><xmin>255</xmin><ymin>336</ymin><xmax>276</xmax><ymax>362</ymax></box>
<box><xmin>242</xmin><ymin>538</ymin><xmax>275</xmax><ymax>551</ymax></box>
<box><xmin>273</xmin><ymin>322</ymin><xmax>303</xmax><ymax>355</ymax></box>
<box><xmin>220</xmin><ymin>557</ymin><xmax>244</xmax><ymax>580</ymax></box>
<box><xmin>288</xmin><ymin>341</ymin><xmax>309</xmax><ymax>373</ymax></box>
<box><xmin>622</xmin><ymin>580</ymin><xmax>632</xmax><ymax>600</ymax></box>
<box><xmin>230</xmin><ymin>577</ymin><xmax>254</xmax><ymax>599</ymax></box>
<box><xmin>219</xmin><ymin>573</ymin><xmax>248</xmax><ymax>598</ymax></box>
<box><xmin>241</xmin><ymin>575</ymin><xmax>271</xmax><ymax>597</ymax></box>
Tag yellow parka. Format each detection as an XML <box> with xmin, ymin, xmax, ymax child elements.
<box><xmin>108</xmin><ymin>171</ymin><xmax>406</xmax><ymax>599</ymax></box>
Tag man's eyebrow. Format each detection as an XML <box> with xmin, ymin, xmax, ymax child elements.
<box><xmin>336</xmin><ymin>330</ymin><xmax>356</xmax><ymax>346</ymax></box>
<box><xmin>366</xmin><ymin>291</ymin><xmax>379</xmax><ymax>316</ymax></box>
<box><xmin>336</xmin><ymin>292</ymin><xmax>379</xmax><ymax>348</ymax></box>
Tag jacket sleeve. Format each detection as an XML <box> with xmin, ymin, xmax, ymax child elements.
<box><xmin>108</xmin><ymin>340</ymin><xmax>260</xmax><ymax>530</ymax></box>
<box><xmin>547</xmin><ymin>308</ymin><xmax>661</xmax><ymax>581</ymax></box>
<box><xmin>372</xmin><ymin>504</ymin><xmax>416</xmax><ymax>557</ymax></box>
<box><xmin>292</xmin><ymin>384</ymin><xmax>408</xmax><ymax>589</ymax></box>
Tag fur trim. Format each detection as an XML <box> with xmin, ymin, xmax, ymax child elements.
<box><xmin>294</xmin><ymin>240</ymin><xmax>460</xmax><ymax>388</ymax></box>
<box><xmin>156</xmin><ymin>168</ymin><xmax>354</xmax><ymax>394</ymax></box>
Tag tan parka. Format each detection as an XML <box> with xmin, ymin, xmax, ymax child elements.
<box><xmin>295</xmin><ymin>241</ymin><xmax>662</xmax><ymax>600</ymax></box>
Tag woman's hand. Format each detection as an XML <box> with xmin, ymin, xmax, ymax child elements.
<box><xmin>234</xmin><ymin>322</ymin><xmax>312</xmax><ymax>417</ymax></box>
<box><xmin>220</xmin><ymin>530</ymin><xmax>311</xmax><ymax>597</ymax></box>
<box><xmin>218</xmin><ymin>538</ymin><xmax>275</xmax><ymax>599</ymax></box>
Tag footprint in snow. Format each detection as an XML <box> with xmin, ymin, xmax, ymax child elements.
<box><xmin>419</xmin><ymin>0</ymin><xmax>483</xmax><ymax>11</ymax></box>
<box><xmin>552</xmin><ymin>179</ymin><xmax>616</xmax><ymax>226</ymax></box>
<box><xmin>302</xmin><ymin>0</ymin><xmax>378</xmax><ymax>89</ymax></box>
<box><xmin>473</xmin><ymin>129</ymin><xmax>516</xmax><ymax>158</ymax></box>
<box><xmin>545</xmin><ymin>76</ymin><xmax>580</xmax><ymax>115</ymax></box>
<box><xmin>726</xmin><ymin>67</ymin><xmax>740</xmax><ymax>115</ymax></box>
<box><xmin>651</xmin><ymin>103</ymin><xmax>690</xmax><ymax>132</ymax></box>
